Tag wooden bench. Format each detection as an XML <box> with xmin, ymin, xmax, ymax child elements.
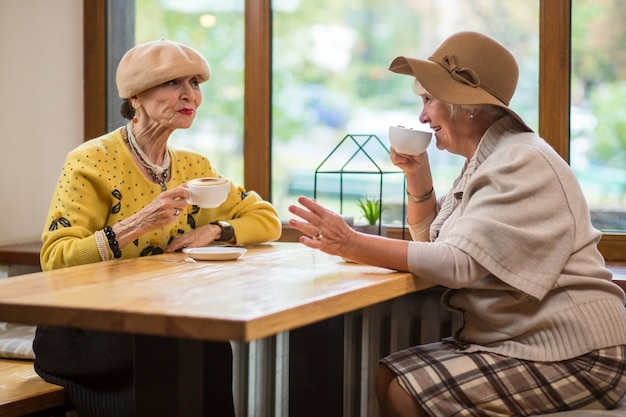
<box><xmin>0</xmin><ymin>359</ymin><xmax>71</xmax><ymax>417</ymax></box>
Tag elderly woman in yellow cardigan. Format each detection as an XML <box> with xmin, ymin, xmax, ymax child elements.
<box><xmin>35</xmin><ymin>39</ymin><xmax>281</xmax><ymax>417</ymax></box>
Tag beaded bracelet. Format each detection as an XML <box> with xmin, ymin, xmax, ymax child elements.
<box><xmin>103</xmin><ymin>226</ymin><xmax>122</xmax><ymax>259</ymax></box>
<box><xmin>407</xmin><ymin>187</ymin><xmax>434</xmax><ymax>204</ymax></box>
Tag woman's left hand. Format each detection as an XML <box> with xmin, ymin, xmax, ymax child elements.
<box><xmin>165</xmin><ymin>223</ymin><xmax>222</xmax><ymax>252</ymax></box>
<box><xmin>288</xmin><ymin>196</ymin><xmax>357</xmax><ymax>257</ymax></box>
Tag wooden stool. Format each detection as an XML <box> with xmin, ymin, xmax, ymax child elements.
<box><xmin>0</xmin><ymin>358</ymin><xmax>71</xmax><ymax>417</ymax></box>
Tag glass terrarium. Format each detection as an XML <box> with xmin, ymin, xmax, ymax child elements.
<box><xmin>313</xmin><ymin>134</ymin><xmax>407</xmax><ymax>236</ymax></box>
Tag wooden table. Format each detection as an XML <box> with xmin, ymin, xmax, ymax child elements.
<box><xmin>0</xmin><ymin>242</ymin><xmax>433</xmax><ymax>417</ymax></box>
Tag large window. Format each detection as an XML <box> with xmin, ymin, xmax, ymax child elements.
<box><xmin>271</xmin><ymin>0</ymin><xmax>539</xmax><ymax>224</ymax></box>
<box><xmin>86</xmin><ymin>0</ymin><xmax>625</xmax><ymax>260</ymax></box>
<box><xmin>571</xmin><ymin>0</ymin><xmax>626</xmax><ymax>233</ymax></box>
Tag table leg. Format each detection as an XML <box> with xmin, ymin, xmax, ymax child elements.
<box><xmin>232</xmin><ymin>332</ymin><xmax>289</xmax><ymax>417</ymax></box>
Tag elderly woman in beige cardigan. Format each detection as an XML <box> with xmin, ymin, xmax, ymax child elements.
<box><xmin>289</xmin><ymin>31</ymin><xmax>626</xmax><ymax>417</ymax></box>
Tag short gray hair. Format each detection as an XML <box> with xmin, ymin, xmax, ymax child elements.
<box><xmin>412</xmin><ymin>79</ymin><xmax>506</xmax><ymax>121</ymax></box>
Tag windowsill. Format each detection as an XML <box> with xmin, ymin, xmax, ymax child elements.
<box><xmin>609</xmin><ymin>261</ymin><xmax>626</xmax><ymax>292</ymax></box>
<box><xmin>0</xmin><ymin>241</ymin><xmax>42</xmax><ymax>267</ymax></box>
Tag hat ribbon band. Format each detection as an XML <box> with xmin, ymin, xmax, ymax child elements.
<box><xmin>437</xmin><ymin>54</ymin><xmax>480</xmax><ymax>88</ymax></box>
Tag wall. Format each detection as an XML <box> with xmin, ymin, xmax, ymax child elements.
<box><xmin>0</xmin><ymin>1</ymin><xmax>83</xmax><ymax>246</ymax></box>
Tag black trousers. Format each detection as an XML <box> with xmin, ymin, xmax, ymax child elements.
<box><xmin>33</xmin><ymin>326</ymin><xmax>235</xmax><ymax>417</ymax></box>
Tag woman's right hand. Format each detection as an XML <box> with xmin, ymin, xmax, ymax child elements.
<box><xmin>112</xmin><ymin>185</ymin><xmax>190</xmax><ymax>248</ymax></box>
<box><xmin>138</xmin><ymin>186</ymin><xmax>189</xmax><ymax>227</ymax></box>
<box><xmin>390</xmin><ymin>147</ymin><xmax>435</xmax><ymax>211</ymax></box>
<box><xmin>390</xmin><ymin>147</ymin><xmax>431</xmax><ymax>175</ymax></box>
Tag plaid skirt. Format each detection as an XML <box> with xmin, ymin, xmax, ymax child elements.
<box><xmin>380</xmin><ymin>341</ymin><xmax>626</xmax><ymax>417</ymax></box>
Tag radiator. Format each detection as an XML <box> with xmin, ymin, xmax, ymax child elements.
<box><xmin>344</xmin><ymin>286</ymin><xmax>459</xmax><ymax>417</ymax></box>
<box><xmin>231</xmin><ymin>286</ymin><xmax>457</xmax><ymax>417</ymax></box>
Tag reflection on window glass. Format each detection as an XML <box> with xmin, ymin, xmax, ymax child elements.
<box><xmin>135</xmin><ymin>0</ymin><xmax>245</xmax><ymax>185</ymax></box>
<box><xmin>271</xmin><ymin>0</ymin><xmax>539</xmax><ymax>223</ymax></box>
<box><xmin>571</xmin><ymin>0</ymin><xmax>626</xmax><ymax>232</ymax></box>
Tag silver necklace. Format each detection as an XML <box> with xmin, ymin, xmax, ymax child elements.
<box><xmin>126</xmin><ymin>122</ymin><xmax>171</xmax><ymax>191</ymax></box>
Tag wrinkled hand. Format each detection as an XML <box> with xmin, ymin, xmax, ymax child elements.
<box><xmin>112</xmin><ymin>184</ymin><xmax>192</xmax><ymax>249</ymax></box>
<box><xmin>288</xmin><ymin>196</ymin><xmax>357</xmax><ymax>257</ymax></box>
<box><xmin>135</xmin><ymin>185</ymin><xmax>190</xmax><ymax>230</ymax></box>
<box><xmin>166</xmin><ymin>224</ymin><xmax>222</xmax><ymax>252</ymax></box>
<box><xmin>390</xmin><ymin>147</ymin><xmax>430</xmax><ymax>175</ymax></box>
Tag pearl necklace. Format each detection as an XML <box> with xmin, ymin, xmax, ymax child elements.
<box><xmin>126</xmin><ymin>122</ymin><xmax>171</xmax><ymax>191</ymax></box>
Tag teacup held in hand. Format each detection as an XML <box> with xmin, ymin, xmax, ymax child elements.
<box><xmin>187</xmin><ymin>177</ymin><xmax>230</xmax><ymax>208</ymax></box>
<box><xmin>388</xmin><ymin>125</ymin><xmax>432</xmax><ymax>155</ymax></box>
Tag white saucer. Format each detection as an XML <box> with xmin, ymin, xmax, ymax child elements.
<box><xmin>182</xmin><ymin>247</ymin><xmax>247</xmax><ymax>261</ymax></box>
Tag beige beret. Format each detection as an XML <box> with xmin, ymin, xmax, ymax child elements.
<box><xmin>116</xmin><ymin>39</ymin><xmax>211</xmax><ymax>99</ymax></box>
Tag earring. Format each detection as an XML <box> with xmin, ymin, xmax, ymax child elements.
<box><xmin>469</xmin><ymin>113</ymin><xmax>474</xmax><ymax>120</ymax></box>
<box><xmin>131</xmin><ymin>106</ymin><xmax>138</xmax><ymax>123</ymax></box>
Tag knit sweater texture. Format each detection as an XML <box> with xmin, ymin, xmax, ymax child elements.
<box><xmin>40</xmin><ymin>128</ymin><xmax>281</xmax><ymax>271</ymax></box>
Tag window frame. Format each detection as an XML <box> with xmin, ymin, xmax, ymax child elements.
<box><xmin>83</xmin><ymin>0</ymin><xmax>625</xmax><ymax>261</ymax></box>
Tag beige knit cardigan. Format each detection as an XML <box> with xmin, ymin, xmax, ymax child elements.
<box><xmin>414</xmin><ymin>116</ymin><xmax>626</xmax><ymax>361</ymax></box>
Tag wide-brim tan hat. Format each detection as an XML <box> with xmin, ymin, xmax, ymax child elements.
<box><xmin>116</xmin><ymin>39</ymin><xmax>211</xmax><ymax>99</ymax></box>
<box><xmin>389</xmin><ymin>31</ymin><xmax>533</xmax><ymax>132</ymax></box>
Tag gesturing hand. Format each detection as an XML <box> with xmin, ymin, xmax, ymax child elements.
<box><xmin>288</xmin><ymin>196</ymin><xmax>357</xmax><ymax>257</ymax></box>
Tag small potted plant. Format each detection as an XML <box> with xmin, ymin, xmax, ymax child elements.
<box><xmin>356</xmin><ymin>197</ymin><xmax>387</xmax><ymax>235</ymax></box>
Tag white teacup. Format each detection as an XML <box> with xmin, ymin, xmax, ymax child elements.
<box><xmin>187</xmin><ymin>177</ymin><xmax>230</xmax><ymax>208</ymax></box>
<box><xmin>388</xmin><ymin>125</ymin><xmax>432</xmax><ymax>155</ymax></box>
